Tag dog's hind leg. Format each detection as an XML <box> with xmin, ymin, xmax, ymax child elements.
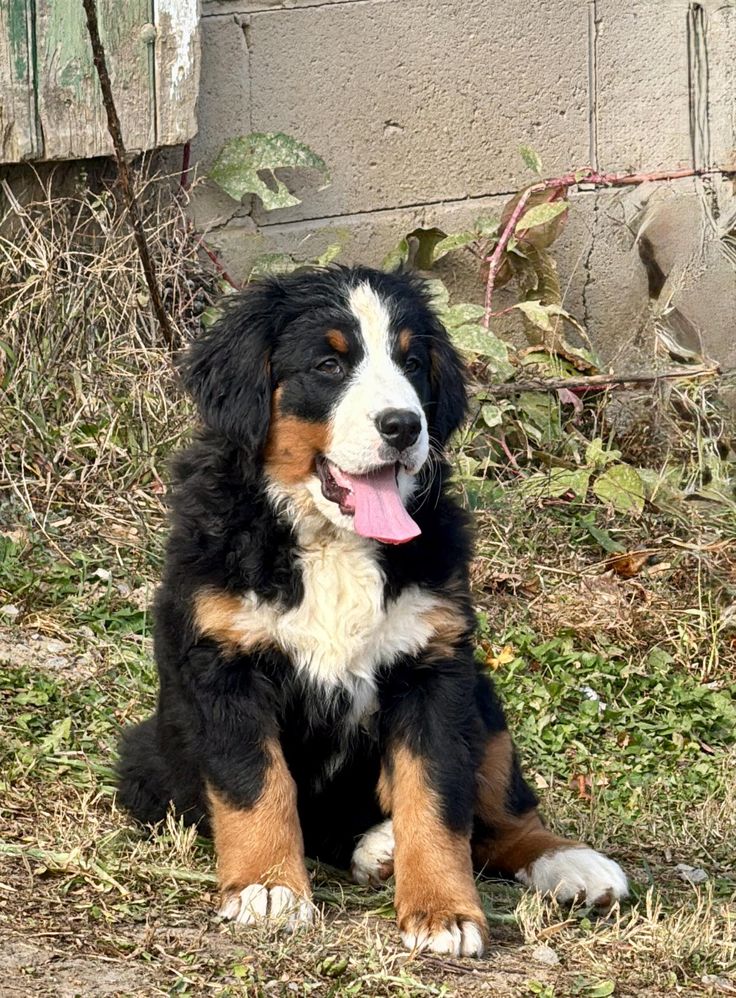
<box><xmin>116</xmin><ymin>716</ymin><xmax>174</xmax><ymax>826</ymax></box>
<box><xmin>116</xmin><ymin>715</ymin><xmax>207</xmax><ymax>830</ymax></box>
<box><xmin>472</xmin><ymin>678</ymin><xmax>628</xmax><ymax>908</ymax></box>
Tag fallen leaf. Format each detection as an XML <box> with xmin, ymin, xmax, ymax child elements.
<box><xmin>485</xmin><ymin>644</ymin><xmax>516</xmax><ymax>670</ymax></box>
<box><xmin>607</xmin><ymin>550</ymin><xmax>658</xmax><ymax>578</ymax></box>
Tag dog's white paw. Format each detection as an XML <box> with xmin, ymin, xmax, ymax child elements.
<box><xmin>351</xmin><ymin>819</ymin><xmax>395</xmax><ymax>887</ymax></box>
<box><xmin>401</xmin><ymin>917</ymin><xmax>485</xmax><ymax>957</ymax></box>
<box><xmin>219</xmin><ymin>884</ymin><xmax>315</xmax><ymax>931</ymax></box>
<box><xmin>517</xmin><ymin>846</ymin><xmax>629</xmax><ymax>907</ymax></box>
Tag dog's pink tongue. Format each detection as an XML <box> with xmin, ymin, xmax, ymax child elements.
<box><xmin>337</xmin><ymin>465</ymin><xmax>420</xmax><ymax>544</ymax></box>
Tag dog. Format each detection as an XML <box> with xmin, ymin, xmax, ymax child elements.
<box><xmin>116</xmin><ymin>265</ymin><xmax>627</xmax><ymax>956</ymax></box>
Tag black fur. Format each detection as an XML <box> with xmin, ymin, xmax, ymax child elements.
<box><xmin>116</xmin><ymin>265</ymin><xmax>538</xmax><ymax>871</ymax></box>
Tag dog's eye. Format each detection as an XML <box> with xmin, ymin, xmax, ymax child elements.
<box><xmin>404</xmin><ymin>355</ymin><xmax>422</xmax><ymax>374</ymax></box>
<box><xmin>316</xmin><ymin>357</ymin><xmax>344</xmax><ymax>377</ymax></box>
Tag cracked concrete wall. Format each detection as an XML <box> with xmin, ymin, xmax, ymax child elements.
<box><xmin>191</xmin><ymin>0</ymin><xmax>736</xmax><ymax>368</ymax></box>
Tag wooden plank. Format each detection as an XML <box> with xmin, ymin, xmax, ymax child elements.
<box><xmin>0</xmin><ymin>0</ymin><xmax>39</xmax><ymax>163</ymax></box>
<box><xmin>34</xmin><ymin>0</ymin><xmax>155</xmax><ymax>160</ymax></box>
<box><xmin>154</xmin><ymin>0</ymin><xmax>200</xmax><ymax>147</ymax></box>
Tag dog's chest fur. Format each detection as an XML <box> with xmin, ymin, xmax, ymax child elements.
<box><xmin>231</xmin><ymin>524</ymin><xmax>440</xmax><ymax>708</ymax></box>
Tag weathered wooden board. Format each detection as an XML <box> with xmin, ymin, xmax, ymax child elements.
<box><xmin>35</xmin><ymin>0</ymin><xmax>155</xmax><ymax>160</ymax></box>
<box><xmin>155</xmin><ymin>0</ymin><xmax>201</xmax><ymax>146</ymax></box>
<box><xmin>0</xmin><ymin>0</ymin><xmax>199</xmax><ymax>164</ymax></box>
<box><xmin>0</xmin><ymin>0</ymin><xmax>39</xmax><ymax>161</ymax></box>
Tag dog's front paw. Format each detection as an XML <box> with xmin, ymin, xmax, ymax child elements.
<box><xmin>219</xmin><ymin>884</ymin><xmax>315</xmax><ymax>931</ymax></box>
<box><xmin>399</xmin><ymin>910</ymin><xmax>486</xmax><ymax>957</ymax></box>
<box><xmin>517</xmin><ymin>846</ymin><xmax>629</xmax><ymax>908</ymax></box>
<box><xmin>351</xmin><ymin>819</ymin><xmax>395</xmax><ymax>887</ymax></box>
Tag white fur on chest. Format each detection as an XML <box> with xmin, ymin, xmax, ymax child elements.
<box><xmin>230</xmin><ymin>528</ymin><xmax>439</xmax><ymax>698</ymax></box>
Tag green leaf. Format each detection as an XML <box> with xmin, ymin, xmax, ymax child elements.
<box><xmin>40</xmin><ymin>716</ymin><xmax>71</xmax><ymax>753</ymax></box>
<box><xmin>474</xmin><ymin>215</ymin><xmax>500</xmax><ymax>237</ymax></box>
<box><xmin>514</xmin><ymin>300</ymin><xmax>554</xmax><ymax>332</ymax></box>
<box><xmin>518</xmin><ymin>351</ymin><xmax>579</xmax><ymax>377</ymax></box>
<box><xmin>519</xmin><ymin>145</ymin><xmax>543</xmax><ymax>175</ymax></box>
<box><xmin>517</xmin><ymin>201</ymin><xmax>567</xmax><ymax>232</ymax></box>
<box><xmin>423</xmin><ymin>278</ymin><xmax>451</xmax><ymax>311</ymax></box>
<box><xmin>313</xmin><ymin>242</ymin><xmax>342</xmax><ymax>266</ymax></box>
<box><xmin>480</xmin><ymin>403</ymin><xmax>503</xmax><ymax>428</ymax></box>
<box><xmin>517</xmin><ymin>392</ymin><xmax>563</xmax><ymax>441</ymax></box>
<box><xmin>592</xmin><ymin>464</ymin><xmax>646</xmax><ymax>516</ymax></box>
<box><xmin>199</xmin><ymin>306</ymin><xmax>223</xmax><ymax>330</ymax></box>
<box><xmin>382</xmin><ymin>237</ymin><xmax>410</xmax><ymax>271</ymax></box>
<box><xmin>585</xmin><ymin>438</ymin><xmax>621</xmax><ymax>470</ymax></box>
<box><xmin>586</xmin><ymin>982</ymin><xmax>616</xmax><ymax>998</ymax></box>
<box><xmin>635</xmin><ymin>466</ymin><xmax>684</xmax><ymax>502</ymax></box>
<box><xmin>550</xmin><ymin>468</ymin><xmax>591</xmax><ymax>497</ymax></box>
<box><xmin>430</xmin><ymin>230</ymin><xmax>477</xmax><ymax>263</ymax></box>
<box><xmin>449</xmin><ymin>324</ymin><xmax>514</xmax><ymax>377</ymax></box>
<box><xmin>248</xmin><ymin>252</ymin><xmax>299</xmax><ymax>278</ymax></box>
<box><xmin>522</xmin><ymin>468</ymin><xmax>591</xmax><ymax>499</ymax></box>
<box><xmin>209</xmin><ymin>132</ymin><xmax>329</xmax><ymax>210</ymax></box>
<box><xmin>581</xmin><ymin>519</ymin><xmax>626</xmax><ymax>553</ymax></box>
<box><xmin>442</xmin><ymin>303</ymin><xmax>486</xmax><ymax>328</ymax></box>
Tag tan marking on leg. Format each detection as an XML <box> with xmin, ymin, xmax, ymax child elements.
<box><xmin>391</xmin><ymin>743</ymin><xmax>486</xmax><ymax>946</ymax></box>
<box><xmin>264</xmin><ymin>406</ymin><xmax>330</xmax><ymax>484</ymax></box>
<box><xmin>326</xmin><ymin>328</ymin><xmax>349</xmax><ymax>353</ymax></box>
<box><xmin>377</xmin><ymin>764</ymin><xmax>393</xmax><ymax>815</ymax></box>
<box><xmin>473</xmin><ymin>731</ymin><xmax>576</xmax><ymax>875</ymax></box>
<box><xmin>207</xmin><ymin>741</ymin><xmax>311</xmax><ymax>902</ymax></box>
<box><xmin>193</xmin><ymin>589</ymin><xmax>272</xmax><ymax>656</ymax></box>
<box><xmin>399</xmin><ymin>328</ymin><xmax>413</xmax><ymax>353</ymax></box>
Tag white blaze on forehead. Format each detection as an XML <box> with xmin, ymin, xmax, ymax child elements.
<box><xmin>348</xmin><ymin>282</ymin><xmax>393</xmax><ymax>359</ymax></box>
<box><xmin>343</xmin><ymin>281</ymin><xmax>423</xmax><ymax>419</ymax></box>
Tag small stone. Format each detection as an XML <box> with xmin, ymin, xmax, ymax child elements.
<box><xmin>45</xmin><ymin>639</ymin><xmax>68</xmax><ymax>654</ymax></box>
<box><xmin>0</xmin><ymin>604</ymin><xmax>19</xmax><ymax>618</ymax></box>
<box><xmin>675</xmin><ymin>863</ymin><xmax>708</xmax><ymax>884</ymax></box>
<box><xmin>531</xmin><ymin>944</ymin><xmax>560</xmax><ymax>966</ymax></box>
<box><xmin>45</xmin><ymin>656</ymin><xmax>70</xmax><ymax>670</ymax></box>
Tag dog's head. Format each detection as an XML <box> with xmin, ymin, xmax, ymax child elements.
<box><xmin>181</xmin><ymin>266</ymin><xmax>467</xmax><ymax>544</ymax></box>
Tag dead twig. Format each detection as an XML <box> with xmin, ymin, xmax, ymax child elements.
<box><xmin>81</xmin><ymin>0</ymin><xmax>176</xmax><ymax>349</ymax></box>
<box><xmin>480</xmin><ymin>363</ymin><xmax>722</xmax><ymax>397</ymax></box>
<box><xmin>196</xmin><ymin>233</ymin><xmax>242</xmax><ymax>291</ymax></box>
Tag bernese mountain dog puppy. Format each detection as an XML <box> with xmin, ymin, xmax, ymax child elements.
<box><xmin>117</xmin><ymin>265</ymin><xmax>627</xmax><ymax>957</ymax></box>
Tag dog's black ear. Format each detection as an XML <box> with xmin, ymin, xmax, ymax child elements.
<box><xmin>180</xmin><ymin>284</ymin><xmax>281</xmax><ymax>453</ymax></box>
<box><xmin>427</xmin><ymin>317</ymin><xmax>468</xmax><ymax>446</ymax></box>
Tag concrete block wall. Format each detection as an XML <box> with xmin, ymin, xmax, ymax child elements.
<box><xmin>190</xmin><ymin>0</ymin><xmax>736</xmax><ymax>368</ymax></box>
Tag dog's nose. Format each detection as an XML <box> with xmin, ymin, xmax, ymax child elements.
<box><xmin>375</xmin><ymin>408</ymin><xmax>421</xmax><ymax>452</ymax></box>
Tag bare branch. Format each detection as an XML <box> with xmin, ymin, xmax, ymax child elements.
<box><xmin>479</xmin><ymin>363</ymin><xmax>722</xmax><ymax>398</ymax></box>
<box><xmin>483</xmin><ymin>165</ymin><xmax>725</xmax><ymax>327</ymax></box>
<box><xmin>81</xmin><ymin>0</ymin><xmax>176</xmax><ymax>350</ymax></box>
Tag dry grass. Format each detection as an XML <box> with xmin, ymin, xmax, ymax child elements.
<box><xmin>0</xmin><ymin>168</ymin><xmax>212</xmax><ymax>552</ymax></box>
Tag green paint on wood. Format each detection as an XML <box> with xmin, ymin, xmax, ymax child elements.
<box><xmin>8</xmin><ymin>0</ymin><xmax>29</xmax><ymax>80</ymax></box>
<box><xmin>44</xmin><ymin>1</ymin><xmax>96</xmax><ymax>98</ymax></box>
<box><xmin>1</xmin><ymin>0</ymin><xmax>198</xmax><ymax>163</ymax></box>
